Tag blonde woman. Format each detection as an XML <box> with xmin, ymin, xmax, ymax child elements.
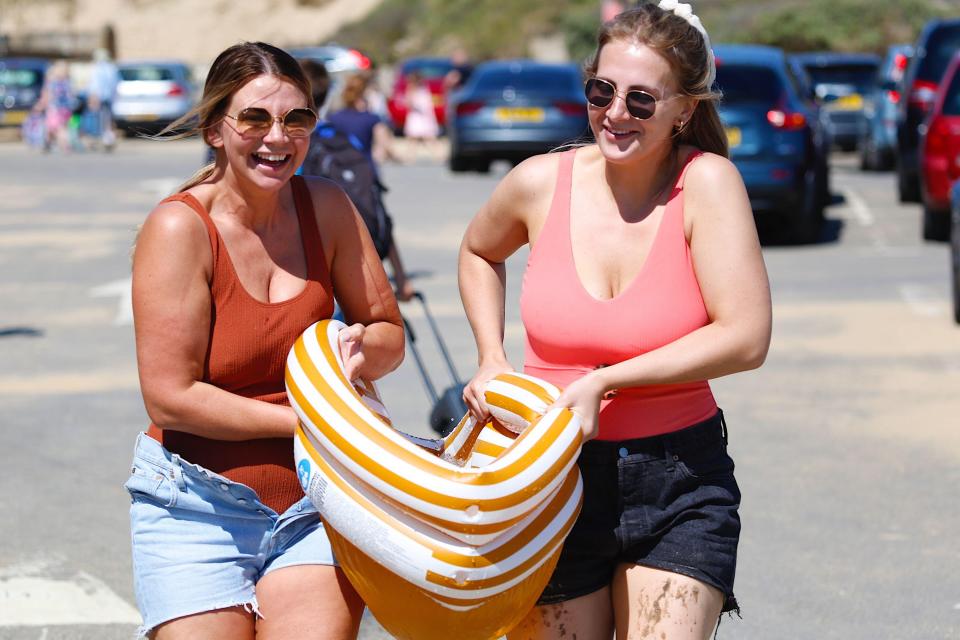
<box><xmin>459</xmin><ymin>4</ymin><xmax>771</xmax><ymax>638</ymax></box>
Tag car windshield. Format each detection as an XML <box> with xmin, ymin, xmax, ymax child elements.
<box><xmin>473</xmin><ymin>68</ymin><xmax>579</xmax><ymax>93</ymax></box>
<box><xmin>804</xmin><ymin>65</ymin><xmax>877</xmax><ymax>95</ymax></box>
<box><xmin>120</xmin><ymin>66</ymin><xmax>177</xmax><ymax>81</ymax></box>
<box><xmin>918</xmin><ymin>25</ymin><xmax>960</xmax><ymax>83</ymax></box>
<box><xmin>402</xmin><ymin>61</ymin><xmax>453</xmax><ymax>80</ymax></box>
<box><xmin>715</xmin><ymin>65</ymin><xmax>783</xmax><ymax>105</ymax></box>
<box><xmin>0</xmin><ymin>68</ymin><xmax>42</xmax><ymax>87</ymax></box>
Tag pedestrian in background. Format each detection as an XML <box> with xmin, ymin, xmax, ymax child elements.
<box><xmin>304</xmin><ymin>65</ymin><xmax>415</xmax><ymax>302</ymax></box>
<box><xmin>458</xmin><ymin>3</ymin><xmax>771</xmax><ymax>639</ymax></box>
<box><xmin>443</xmin><ymin>47</ymin><xmax>473</xmax><ymax>93</ymax></box>
<box><xmin>127</xmin><ymin>41</ymin><xmax>404</xmax><ymax>639</ymax></box>
<box><xmin>85</xmin><ymin>48</ymin><xmax>119</xmax><ymax>151</ymax></box>
<box><xmin>36</xmin><ymin>60</ymin><xmax>75</xmax><ymax>152</ymax></box>
<box><xmin>329</xmin><ymin>73</ymin><xmax>399</xmax><ymax>167</ymax></box>
<box><xmin>402</xmin><ymin>71</ymin><xmax>439</xmax><ymax>151</ymax></box>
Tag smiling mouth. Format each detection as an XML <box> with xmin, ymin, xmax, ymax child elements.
<box><xmin>251</xmin><ymin>152</ymin><xmax>292</xmax><ymax>169</ymax></box>
<box><xmin>603</xmin><ymin>125</ymin><xmax>637</xmax><ymax>140</ymax></box>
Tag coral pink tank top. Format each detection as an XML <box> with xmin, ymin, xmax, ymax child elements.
<box><xmin>521</xmin><ymin>149</ymin><xmax>717</xmax><ymax>440</ymax></box>
<box><xmin>146</xmin><ymin>176</ymin><xmax>334</xmax><ymax>513</ymax></box>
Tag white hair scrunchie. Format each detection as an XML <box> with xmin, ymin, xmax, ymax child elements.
<box><xmin>657</xmin><ymin>0</ymin><xmax>716</xmax><ymax>88</ymax></box>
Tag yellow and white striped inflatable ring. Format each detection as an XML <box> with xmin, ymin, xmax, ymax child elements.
<box><xmin>286</xmin><ymin>319</ymin><xmax>584</xmax><ymax>640</ymax></box>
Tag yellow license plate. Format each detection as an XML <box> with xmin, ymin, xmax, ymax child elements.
<box><xmin>495</xmin><ymin>107</ymin><xmax>545</xmax><ymax>123</ymax></box>
<box><xmin>125</xmin><ymin>113</ymin><xmax>159</xmax><ymax>122</ymax></box>
<box><xmin>0</xmin><ymin>110</ymin><xmax>29</xmax><ymax>125</ymax></box>
<box><xmin>836</xmin><ymin>93</ymin><xmax>863</xmax><ymax>110</ymax></box>
<box><xmin>725</xmin><ymin>127</ymin><xmax>741</xmax><ymax>148</ymax></box>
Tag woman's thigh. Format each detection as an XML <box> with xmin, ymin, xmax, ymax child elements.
<box><xmin>255</xmin><ymin>565</ymin><xmax>364</xmax><ymax>640</ymax></box>
<box><xmin>507</xmin><ymin>587</ymin><xmax>613</xmax><ymax>640</ymax></box>
<box><xmin>153</xmin><ymin>607</ymin><xmax>255</xmax><ymax>640</ymax></box>
<box><xmin>613</xmin><ymin>564</ymin><xmax>723</xmax><ymax>640</ymax></box>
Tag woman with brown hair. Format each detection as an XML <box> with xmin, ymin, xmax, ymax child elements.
<box><xmin>458</xmin><ymin>2</ymin><xmax>771</xmax><ymax>638</ymax></box>
<box><xmin>328</xmin><ymin>73</ymin><xmax>397</xmax><ymax>167</ymax></box>
<box><xmin>126</xmin><ymin>41</ymin><xmax>404</xmax><ymax>639</ymax></box>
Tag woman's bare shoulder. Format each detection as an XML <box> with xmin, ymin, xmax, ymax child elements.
<box><xmin>140</xmin><ymin>196</ymin><xmax>208</xmax><ymax>241</ymax></box>
<box><xmin>488</xmin><ymin>150</ymin><xmax>571</xmax><ymax>220</ymax></box>
<box><xmin>684</xmin><ymin>149</ymin><xmax>742</xmax><ymax>187</ymax></box>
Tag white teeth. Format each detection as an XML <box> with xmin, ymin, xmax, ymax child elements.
<box><xmin>606</xmin><ymin>127</ymin><xmax>633</xmax><ymax>135</ymax></box>
<box><xmin>254</xmin><ymin>153</ymin><xmax>288</xmax><ymax>162</ymax></box>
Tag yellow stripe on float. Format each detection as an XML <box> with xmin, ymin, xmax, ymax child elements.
<box><xmin>495</xmin><ymin>373</ymin><xmax>556</xmax><ymax>406</ymax></box>
<box><xmin>297</xmin><ymin>428</ymin><xmax>576</xmax><ymax>571</ymax></box>
<box><xmin>292</xmin><ymin>336</ymin><xmax>577</xmax><ymax>491</ymax></box>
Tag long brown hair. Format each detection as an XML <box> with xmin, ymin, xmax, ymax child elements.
<box><xmin>159</xmin><ymin>42</ymin><xmax>315</xmax><ymax>192</ymax></box>
<box><xmin>340</xmin><ymin>74</ymin><xmax>369</xmax><ymax>110</ymax></box>
<box><xmin>585</xmin><ymin>3</ymin><xmax>727</xmax><ymax>158</ymax></box>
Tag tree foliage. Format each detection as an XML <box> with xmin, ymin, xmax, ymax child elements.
<box><xmin>332</xmin><ymin>0</ymin><xmax>955</xmax><ymax>64</ymax></box>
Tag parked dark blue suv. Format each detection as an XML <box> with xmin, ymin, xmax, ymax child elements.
<box><xmin>714</xmin><ymin>44</ymin><xmax>830</xmax><ymax>243</ymax></box>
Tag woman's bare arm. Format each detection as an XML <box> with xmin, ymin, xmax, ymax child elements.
<box><xmin>133</xmin><ymin>202</ymin><xmax>300</xmax><ymax>440</ymax></box>
<box><xmin>311</xmin><ymin>178</ymin><xmax>405</xmax><ymax>380</ymax></box>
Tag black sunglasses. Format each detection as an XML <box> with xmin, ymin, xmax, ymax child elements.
<box><xmin>224</xmin><ymin>107</ymin><xmax>318</xmax><ymax>138</ymax></box>
<box><xmin>584</xmin><ymin>77</ymin><xmax>668</xmax><ymax>120</ymax></box>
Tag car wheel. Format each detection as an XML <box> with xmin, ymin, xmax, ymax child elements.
<box><xmin>861</xmin><ymin>138</ymin><xmax>881</xmax><ymax>172</ymax></box>
<box><xmin>923</xmin><ymin>205</ymin><xmax>951</xmax><ymax>242</ymax></box>
<box><xmin>474</xmin><ymin>158</ymin><xmax>491</xmax><ymax>174</ymax></box>
<box><xmin>897</xmin><ymin>165</ymin><xmax>921</xmax><ymax>203</ymax></box>
<box><xmin>859</xmin><ymin>143</ymin><xmax>872</xmax><ymax>171</ymax></box>
<box><xmin>793</xmin><ymin>168</ymin><xmax>824</xmax><ymax>244</ymax></box>
<box><xmin>449</xmin><ymin>154</ymin><xmax>472</xmax><ymax>173</ymax></box>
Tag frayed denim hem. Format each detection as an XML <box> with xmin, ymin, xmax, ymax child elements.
<box><xmin>713</xmin><ymin>604</ymin><xmax>742</xmax><ymax>639</ymax></box>
<box><xmin>135</xmin><ymin>597</ymin><xmax>261</xmax><ymax>639</ymax></box>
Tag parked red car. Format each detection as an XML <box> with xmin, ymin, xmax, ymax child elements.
<box><xmin>387</xmin><ymin>57</ymin><xmax>453</xmax><ymax>134</ymax></box>
<box><xmin>919</xmin><ymin>51</ymin><xmax>960</xmax><ymax>241</ymax></box>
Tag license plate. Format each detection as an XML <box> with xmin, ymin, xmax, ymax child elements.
<box><xmin>836</xmin><ymin>93</ymin><xmax>863</xmax><ymax>110</ymax></box>
<box><xmin>725</xmin><ymin>127</ymin><xmax>741</xmax><ymax>148</ymax></box>
<box><xmin>0</xmin><ymin>110</ymin><xmax>28</xmax><ymax>125</ymax></box>
<box><xmin>125</xmin><ymin>113</ymin><xmax>159</xmax><ymax>122</ymax></box>
<box><xmin>495</xmin><ymin>107</ymin><xmax>545</xmax><ymax>123</ymax></box>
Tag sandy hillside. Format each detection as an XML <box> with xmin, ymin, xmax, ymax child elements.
<box><xmin>0</xmin><ymin>0</ymin><xmax>382</xmax><ymax>64</ymax></box>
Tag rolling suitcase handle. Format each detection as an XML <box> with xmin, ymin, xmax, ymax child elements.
<box><xmin>412</xmin><ymin>291</ymin><xmax>463</xmax><ymax>386</ymax></box>
<box><xmin>402</xmin><ymin>314</ymin><xmax>439</xmax><ymax>405</ymax></box>
<box><xmin>402</xmin><ymin>291</ymin><xmax>469</xmax><ymax>435</ymax></box>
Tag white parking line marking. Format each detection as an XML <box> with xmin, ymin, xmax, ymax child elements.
<box><xmin>897</xmin><ymin>283</ymin><xmax>945</xmax><ymax>317</ymax></box>
<box><xmin>843</xmin><ymin>187</ymin><xmax>875</xmax><ymax>226</ymax></box>
<box><xmin>90</xmin><ymin>277</ymin><xmax>133</xmax><ymax>325</ymax></box>
<box><xmin>0</xmin><ymin>573</ymin><xmax>140</xmax><ymax>626</ymax></box>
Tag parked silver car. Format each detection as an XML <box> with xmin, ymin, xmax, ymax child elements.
<box><xmin>112</xmin><ymin>60</ymin><xmax>195</xmax><ymax>136</ymax></box>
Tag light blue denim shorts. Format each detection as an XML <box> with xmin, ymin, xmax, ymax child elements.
<box><xmin>125</xmin><ymin>432</ymin><xmax>337</xmax><ymax>636</ymax></box>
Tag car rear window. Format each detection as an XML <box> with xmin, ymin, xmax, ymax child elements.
<box><xmin>473</xmin><ymin>68</ymin><xmax>579</xmax><ymax>93</ymax></box>
<box><xmin>804</xmin><ymin>64</ymin><xmax>877</xmax><ymax>94</ymax></box>
<box><xmin>402</xmin><ymin>60</ymin><xmax>453</xmax><ymax>80</ymax></box>
<box><xmin>0</xmin><ymin>68</ymin><xmax>42</xmax><ymax>87</ymax></box>
<box><xmin>715</xmin><ymin>65</ymin><xmax>783</xmax><ymax>105</ymax></box>
<box><xmin>120</xmin><ymin>66</ymin><xmax>177</xmax><ymax>81</ymax></box>
<box><xmin>918</xmin><ymin>24</ymin><xmax>960</xmax><ymax>83</ymax></box>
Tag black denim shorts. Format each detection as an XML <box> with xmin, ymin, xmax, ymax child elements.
<box><xmin>538</xmin><ymin>410</ymin><xmax>741</xmax><ymax>613</ymax></box>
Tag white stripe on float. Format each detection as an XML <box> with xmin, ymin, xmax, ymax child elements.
<box><xmin>290</xmin><ymin>357</ymin><xmax>576</xmax><ymax>510</ymax></box>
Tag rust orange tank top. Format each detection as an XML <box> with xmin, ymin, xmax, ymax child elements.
<box><xmin>146</xmin><ymin>176</ymin><xmax>334</xmax><ymax>513</ymax></box>
<box><xmin>520</xmin><ymin>148</ymin><xmax>717</xmax><ymax>440</ymax></box>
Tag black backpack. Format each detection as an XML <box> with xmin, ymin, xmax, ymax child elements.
<box><xmin>300</xmin><ymin>123</ymin><xmax>393</xmax><ymax>259</ymax></box>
